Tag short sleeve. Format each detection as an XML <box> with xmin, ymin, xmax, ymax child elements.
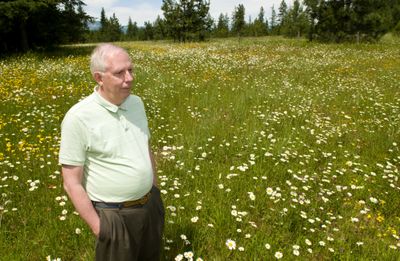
<box><xmin>138</xmin><ymin>98</ymin><xmax>151</xmax><ymax>138</ymax></box>
<box><xmin>59</xmin><ymin>112</ymin><xmax>88</xmax><ymax>166</ymax></box>
<box><xmin>125</xmin><ymin>95</ymin><xmax>151</xmax><ymax>139</ymax></box>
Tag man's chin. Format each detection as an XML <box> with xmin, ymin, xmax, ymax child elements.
<box><xmin>121</xmin><ymin>87</ymin><xmax>131</xmax><ymax>92</ymax></box>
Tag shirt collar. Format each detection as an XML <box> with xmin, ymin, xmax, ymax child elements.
<box><xmin>93</xmin><ymin>86</ymin><xmax>129</xmax><ymax>113</ymax></box>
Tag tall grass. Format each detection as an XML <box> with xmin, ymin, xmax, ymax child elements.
<box><xmin>0</xmin><ymin>37</ymin><xmax>399</xmax><ymax>260</ymax></box>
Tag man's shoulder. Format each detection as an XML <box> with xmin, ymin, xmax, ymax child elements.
<box><xmin>66</xmin><ymin>93</ymin><xmax>97</xmax><ymax>116</ymax></box>
<box><xmin>127</xmin><ymin>94</ymin><xmax>143</xmax><ymax>105</ymax></box>
<box><xmin>62</xmin><ymin>94</ymin><xmax>98</xmax><ymax>125</ymax></box>
<box><xmin>124</xmin><ymin>94</ymin><xmax>146</xmax><ymax>110</ymax></box>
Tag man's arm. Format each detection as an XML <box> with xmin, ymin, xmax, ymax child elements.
<box><xmin>62</xmin><ymin>165</ymin><xmax>100</xmax><ymax>237</ymax></box>
<box><xmin>148</xmin><ymin>141</ymin><xmax>158</xmax><ymax>187</ymax></box>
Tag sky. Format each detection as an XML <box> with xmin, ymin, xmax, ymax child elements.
<box><xmin>83</xmin><ymin>0</ymin><xmax>294</xmax><ymax>27</ymax></box>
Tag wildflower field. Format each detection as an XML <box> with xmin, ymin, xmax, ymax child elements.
<box><xmin>0</xmin><ymin>37</ymin><xmax>399</xmax><ymax>260</ymax></box>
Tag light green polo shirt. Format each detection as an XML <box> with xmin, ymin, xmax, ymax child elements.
<box><xmin>59</xmin><ymin>87</ymin><xmax>153</xmax><ymax>202</ymax></box>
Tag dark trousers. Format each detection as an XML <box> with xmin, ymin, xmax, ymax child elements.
<box><xmin>95</xmin><ymin>186</ymin><xmax>165</xmax><ymax>261</ymax></box>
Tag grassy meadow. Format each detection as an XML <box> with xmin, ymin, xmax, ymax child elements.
<box><xmin>0</xmin><ymin>37</ymin><xmax>399</xmax><ymax>260</ymax></box>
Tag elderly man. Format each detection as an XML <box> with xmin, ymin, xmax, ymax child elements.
<box><xmin>59</xmin><ymin>43</ymin><xmax>164</xmax><ymax>261</ymax></box>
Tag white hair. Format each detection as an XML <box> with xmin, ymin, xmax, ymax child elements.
<box><xmin>90</xmin><ymin>43</ymin><xmax>129</xmax><ymax>76</ymax></box>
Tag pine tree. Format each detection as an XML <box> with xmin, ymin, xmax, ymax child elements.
<box><xmin>60</xmin><ymin>0</ymin><xmax>89</xmax><ymax>43</ymax></box>
<box><xmin>201</xmin><ymin>13</ymin><xmax>214</xmax><ymax>41</ymax></box>
<box><xmin>97</xmin><ymin>10</ymin><xmax>122</xmax><ymax>42</ymax></box>
<box><xmin>303</xmin><ymin>0</ymin><xmax>399</xmax><ymax>42</ymax></box>
<box><xmin>270</xmin><ymin>5</ymin><xmax>278</xmax><ymax>35</ymax></box>
<box><xmin>126</xmin><ymin>17</ymin><xmax>138</xmax><ymax>40</ymax></box>
<box><xmin>99</xmin><ymin>8</ymin><xmax>108</xmax><ymax>33</ymax></box>
<box><xmin>76</xmin><ymin>3</ymin><xmax>91</xmax><ymax>42</ymax></box>
<box><xmin>215</xmin><ymin>13</ymin><xmax>230</xmax><ymax>37</ymax></box>
<box><xmin>303</xmin><ymin>0</ymin><xmax>319</xmax><ymax>41</ymax></box>
<box><xmin>281</xmin><ymin>0</ymin><xmax>309</xmax><ymax>38</ymax></box>
<box><xmin>0</xmin><ymin>0</ymin><xmax>91</xmax><ymax>53</ymax></box>
<box><xmin>143</xmin><ymin>21</ymin><xmax>154</xmax><ymax>40</ymax></box>
<box><xmin>253</xmin><ymin>7</ymin><xmax>268</xmax><ymax>36</ymax></box>
<box><xmin>108</xmin><ymin>13</ymin><xmax>122</xmax><ymax>41</ymax></box>
<box><xmin>351</xmin><ymin>0</ymin><xmax>394</xmax><ymax>41</ymax></box>
<box><xmin>161</xmin><ymin>0</ymin><xmax>180</xmax><ymax>41</ymax></box>
<box><xmin>278</xmin><ymin>0</ymin><xmax>288</xmax><ymax>33</ymax></box>
<box><xmin>393</xmin><ymin>0</ymin><xmax>400</xmax><ymax>36</ymax></box>
<box><xmin>153</xmin><ymin>16</ymin><xmax>167</xmax><ymax>40</ymax></box>
<box><xmin>161</xmin><ymin>0</ymin><xmax>211</xmax><ymax>42</ymax></box>
<box><xmin>232</xmin><ymin>4</ymin><xmax>245</xmax><ymax>38</ymax></box>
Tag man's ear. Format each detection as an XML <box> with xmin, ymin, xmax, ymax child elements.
<box><xmin>94</xmin><ymin>72</ymin><xmax>103</xmax><ymax>85</ymax></box>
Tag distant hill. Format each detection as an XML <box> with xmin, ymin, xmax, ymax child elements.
<box><xmin>87</xmin><ymin>21</ymin><xmax>128</xmax><ymax>33</ymax></box>
<box><xmin>88</xmin><ymin>21</ymin><xmax>101</xmax><ymax>31</ymax></box>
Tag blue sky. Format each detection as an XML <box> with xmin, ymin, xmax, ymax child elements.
<box><xmin>83</xmin><ymin>0</ymin><xmax>294</xmax><ymax>26</ymax></box>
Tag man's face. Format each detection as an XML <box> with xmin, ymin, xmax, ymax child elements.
<box><xmin>98</xmin><ymin>50</ymin><xmax>134</xmax><ymax>105</ymax></box>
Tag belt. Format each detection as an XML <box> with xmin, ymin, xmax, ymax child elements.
<box><xmin>92</xmin><ymin>191</ymin><xmax>151</xmax><ymax>209</ymax></box>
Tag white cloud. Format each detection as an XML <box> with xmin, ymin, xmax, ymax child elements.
<box><xmin>84</xmin><ymin>0</ymin><xmax>119</xmax><ymax>18</ymax></box>
<box><xmin>84</xmin><ymin>0</ymin><xmax>162</xmax><ymax>26</ymax></box>
<box><xmin>210</xmin><ymin>0</ymin><xmax>263</xmax><ymax>18</ymax></box>
<box><xmin>111</xmin><ymin>4</ymin><xmax>163</xmax><ymax>26</ymax></box>
<box><xmin>84</xmin><ymin>0</ymin><xmax>119</xmax><ymax>8</ymax></box>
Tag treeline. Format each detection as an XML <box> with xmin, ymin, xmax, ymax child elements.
<box><xmin>91</xmin><ymin>0</ymin><xmax>400</xmax><ymax>43</ymax></box>
<box><xmin>304</xmin><ymin>0</ymin><xmax>400</xmax><ymax>42</ymax></box>
<box><xmin>0</xmin><ymin>0</ymin><xmax>91</xmax><ymax>53</ymax></box>
<box><xmin>1</xmin><ymin>0</ymin><xmax>400</xmax><ymax>53</ymax></box>
<box><xmin>87</xmin><ymin>1</ymin><xmax>309</xmax><ymax>42</ymax></box>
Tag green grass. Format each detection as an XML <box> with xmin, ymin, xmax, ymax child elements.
<box><xmin>0</xmin><ymin>36</ymin><xmax>399</xmax><ymax>260</ymax></box>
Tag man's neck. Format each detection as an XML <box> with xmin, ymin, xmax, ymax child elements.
<box><xmin>96</xmin><ymin>86</ymin><xmax>124</xmax><ymax>106</ymax></box>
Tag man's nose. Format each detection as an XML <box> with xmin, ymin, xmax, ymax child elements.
<box><xmin>125</xmin><ymin>71</ymin><xmax>134</xmax><ymax>81</ymax></box>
